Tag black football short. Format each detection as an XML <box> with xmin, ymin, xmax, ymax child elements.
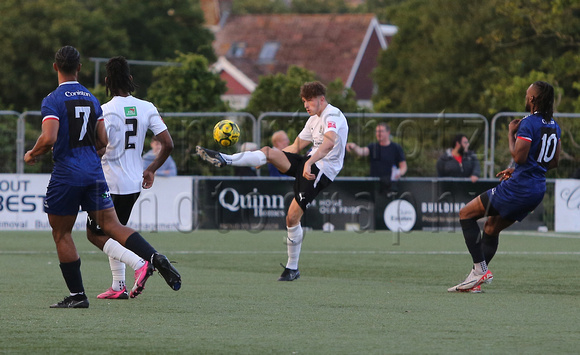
<box><xmin>478</xmin><ymin>191</ymin><xmax>500</xmax><ymax>217</ymax></box>
<box><xmin>282</xmin><ymin>152</ymin><xmax>332</xmax><ymax>211</ymax></box>
<box><xmin>87</xmin><ymin>192</ymin><xmax>141</xmax><ymax>235</ymax></box>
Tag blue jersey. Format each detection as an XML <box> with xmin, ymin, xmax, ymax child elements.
<box><xmin>503</xmin><ymin>113</ymin><xmax>561</xmax><ymax>195</ymax></box>
<box><xmin>488</xmin><ymin>113</ymin><xmax>560</xmax><ymax>221</ymax></box>
<box><xmin>41</xmin><ymin>81</ymin><xmax>105</xmax><ymax>186</ymax></box>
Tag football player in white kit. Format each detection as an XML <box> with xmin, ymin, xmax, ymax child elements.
<box><xmin>87</xmin><ymin>56</ymin><xmax>176</xmax><ymax>298</ymax></box>
<box><xmin>197</xmin><ymin>81</ymin><xmax>349</xmax><ymax>281</ymax></box>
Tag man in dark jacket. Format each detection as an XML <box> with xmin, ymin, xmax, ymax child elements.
<box><xmin>436</xmin><ymin>134</ymin><xmax>480</xmax><ymax>182</ymax></box>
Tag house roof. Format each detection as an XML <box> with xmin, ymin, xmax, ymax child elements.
<box><xmin>213</xmin><ymin>14</ymin><xmax>387</xmax><ymax>90</ymax></box>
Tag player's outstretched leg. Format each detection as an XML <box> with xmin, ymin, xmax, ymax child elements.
<box><xmin>152</xmin><ymin>253</ymin><xmax>182</xmax><ymax>291</ymax></box>
<box><xmin>196</xmin><ymin>146</ymin><xmax>226</xmax><ymax>167</ymax></box>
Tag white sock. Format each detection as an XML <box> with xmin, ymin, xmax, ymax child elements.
<box><xmin>109</xmin><ymin>257</ymin><xmax>126</xmax><ymax>291</ymax></box>
<box><xmin>221</xmin><ymin>150</ymin><xmax>267</xmax><ymax>167</ymax></box>
<box><xmin>285</xmin><ymin>224</ymin><xmax>303</xmax><ymax>270</ymax></box>
<box><xmin>474</xmin><ymin>261</ymin><xmax>488</xmax><ymax>274</ymax></box>
<box><xmin>103</xmin><ymin>238</ymin><xmax>146</xmax><ymax>271</ymax></box>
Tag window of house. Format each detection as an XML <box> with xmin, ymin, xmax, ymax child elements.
<box><xmin>258</xmin><ymin>42</ymin><xmax>279</xmax><ymax>63</ymax></box>
<box><xmin>228</xmin><ymin>42</ymin><xmax>246</xmax><ymax>58</ymax></box>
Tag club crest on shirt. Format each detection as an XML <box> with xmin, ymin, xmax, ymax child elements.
<box><xmin>124</xmin><ymin>106</ymin><xmax>137</xmax><ymax>117</ymax></box>
<box><xmin>328</xmin><ymin>121</ymin><xmax>336</xmax><ymax>129</ymax></box>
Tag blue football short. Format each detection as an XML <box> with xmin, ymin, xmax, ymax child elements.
<box><xmin>44</xmin><ymin>179</ymin><xmax>114</xmax><ymax>215</ymax></box>
<box><xmin>484</xmin><ymin>184</ymin><xmax>545</xmax><ymax>222</ymax></box>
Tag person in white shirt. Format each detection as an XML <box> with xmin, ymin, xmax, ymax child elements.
<box><xmin>87</xmin><ymin>56</ymin><xmax>176</xmax><ymax>299</ymax></box>
<box><xmin>196</xmin><ymin>81</ymin><xmax>349</xmax><ymax>281</ymax></box>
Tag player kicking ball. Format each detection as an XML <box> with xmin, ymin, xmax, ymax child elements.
<box><xmin>448</xmin><ymin>81</ymin><xmax>561</xmax><ymax>293</ymax></box>
<box><xmin>197</xmin><ymin>81</ymin><xmax>349</xmax><ymax>281</ymax></box>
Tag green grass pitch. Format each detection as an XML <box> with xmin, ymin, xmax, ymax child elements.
<box><xmin>1</xmin><ymin>229</ymin><xmax>578</xmax><ymax>354</ymax></box>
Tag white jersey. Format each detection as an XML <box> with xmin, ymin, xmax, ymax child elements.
<box><xmin>298</xmin><ymin>103</ymin><xmax>348</xmax><ymax>181</ymax></box>
<box><xmin>100</xmin><ymin>96</ymin><xmax>168</xmax><ymax>194</ymax></box>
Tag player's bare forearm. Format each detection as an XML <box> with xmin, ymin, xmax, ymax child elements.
<box><xmin>24</xmin><ymin>138</ymin><xmax>51</xmax><ymax>165</ymax></box>
<box><xmin>146</xmin><ymin>130</ymin><xmax>174</xmax><ymax>174</ymax></box>
<box><xmin>508</xmin><ymin>119</ymin><xmax>529</xmax><ymax>164</ymax></box>
<box><xmin>142</xmin><ymin>170</ymin><xmax>155</xmax><ymax>189</ymax></box>
<box><xmin>95</xmin><ymin>120</ymin><xmax>108</xmax><ymax>152</ymax></box>
<box><xmin>307</xmin><ymin>132</ymin><xmax>335</xmax><ymax>165</ymax></box>
<box><xmin>29</xmin><ymin>138</ymin><xmax>53</xmax><ymax>157</ymax></box>
<box><xmin>283</xmin><ymin>143</ymin><xmax>300</xmax><ymax>154</ymax></box>
<box><xmin>24</xmin><ymin>120</ymin><xmax>59</xmax><ymax>164</ymax></box>
<box><xmin>284</xmin><ymin>137</ymin><xmax>308</xmax><ymax>154</ymax></box>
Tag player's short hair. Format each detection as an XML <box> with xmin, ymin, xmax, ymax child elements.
<box><xmin>105</xmin><ymin>56</ymin><xmax>136</xmax><ymax>97</ymax></box>
<box><xmin>55</xmin><ymin>46</ymin><xmax>80</xmax><ymax>75</ymax></box>
<box><xmin>300</xmin><ymin>81</ymin><xmax>326</xmax><ymax>100</ymax></box>
<box><xmin>532</xmin><ymin>81</ymin><xmax>554</xmax><ymax>120</ymax></box>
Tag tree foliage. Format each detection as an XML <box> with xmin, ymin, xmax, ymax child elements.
<box><xmin>146</xmin><ymin>52</ymin><xmax>228</xmax><ymax>176</ymax></box>
<box><xmin>373</xmin><ymin>0</ymin><xmax>580</xmax><ymax>177</ymax></box>
<box><xmin>147</xmin><ymin>52</ymin><xmax>227</xmax><ymax>112</ymax></box>
<box><xmin>246</xmin><ymin>66</ymin><xmax>359</xmax><ymax>117</ymax></box>
<box><xmin>0</xmin><ymin>0</ymin><xmax>214</xmax><ymax>112</ymax></box>
<box><xmin>0</xmin><ymin>0</ymin><xmax>127</xmax><ymax>111</ymax></box>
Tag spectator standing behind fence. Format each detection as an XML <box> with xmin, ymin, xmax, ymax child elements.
<box><xmin>346</xmin><ymin>123</ymin><xmax>407</xmax><ymax>189</ymax></box>
<box><xmin>268</xmin><ymin>130</ymin><xmax>290</xmax><ymax>177</ymax></box>
<box><xmin>142</xmin><ymin>135</ymin><xmax>177</xmax><ymax>176</ymax></box>
<box><xmin>436</xmin><ymin>134</ymin><xmax>480</xmax><ymax>183</ymax></box>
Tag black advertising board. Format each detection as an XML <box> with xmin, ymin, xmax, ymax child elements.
<box><xmin>195</xmin><ymin>178</ymin><xmax>545</xmax><ymax>231</ymax></box>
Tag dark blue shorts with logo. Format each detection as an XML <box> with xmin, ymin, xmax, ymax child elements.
<box><xmin>44</xmin><ymin>179</ymin><xmax>114</xmax><ymax>215</ymax></box>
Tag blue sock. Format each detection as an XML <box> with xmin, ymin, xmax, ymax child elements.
<box><xmin>59</xmin><ymin>259</ymin><xmax>84</xmax><ymax>294</ymax></box>
<box><xmin>124</xmin><ymin>232</ymin><xmax>157</xmax><ymax>261</ymax></box>
<box><xmin>482</xmin><ymin>232</ymin><xmax>499</xmax><ymax>264</ymax></box>
<box><xmin>460</xmin><ymin>219</ymin><xmax>485</xmax><ymax>263</ymax></box>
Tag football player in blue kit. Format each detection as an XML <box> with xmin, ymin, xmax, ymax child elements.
<box><xmin>448</xmin><ymin>81</ymin><xmax>561</xmax><ymax>293</ymax></box>
<box><xmin>24</xmin><ymin>46</ymin><xmax>181</xmax><ymax>308</ymax></box>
